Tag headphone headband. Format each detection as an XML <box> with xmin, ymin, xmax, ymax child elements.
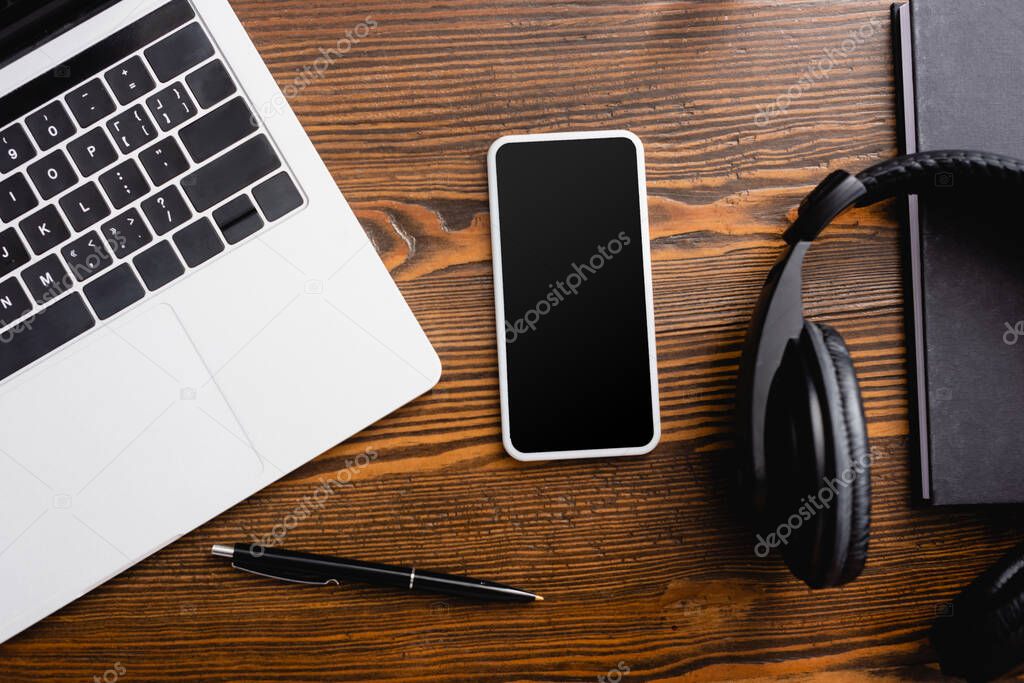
<box><xmin>738</xmin><ymin>149</ymin><xmax>1024</xmax><ymax>517</ymax></box>
<box><xmin>783</xmin><ymin>171</ymin><xmax>866</xmax><ymax>244</ymax></box>
<box><xmin>784</xmin><ymin>150</ymin><xmax>1024</xmax><ymax>244</ymax></box>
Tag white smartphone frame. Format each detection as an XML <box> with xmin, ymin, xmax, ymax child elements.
<box><xmin>487</xmin><ymin>129</ymin><xmax>661</xmax><ymax>462</ymax></box>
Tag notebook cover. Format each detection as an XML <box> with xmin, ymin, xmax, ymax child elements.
<box><xmin>895</xmin><ymin>0</ymin><xmax>1024</xmax><ymax>504</ymax></box>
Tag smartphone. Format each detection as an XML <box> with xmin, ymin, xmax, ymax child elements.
<box><xmin>488</xmin><ymin>130</ymin><xmax>660</xmax><ymax>461</ymax></box>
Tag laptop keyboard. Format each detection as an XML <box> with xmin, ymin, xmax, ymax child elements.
<box><xmin>0</xmin><ymin>0</ymin><xmax>305</xmax><ymax>382</ymax></box>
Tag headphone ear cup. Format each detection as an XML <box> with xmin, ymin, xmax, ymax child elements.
<box><xmin>932</xmin><ymin>541</ymin><xmax>1024</xmax><ymax>681</ymax></box>
<box><xmin>811</xmin><ymin>322</ymin><xmax>871</xmax><ymax>586</ymax></box>
<box><xmin>761</xmin><ymin>321</ymin><xmax>870</xmax><ymax>588</ymax></box>
<box><xmin>763</xmin><ymin>340</ymin><xmax>831</xmax><ymax>587</ymax></box>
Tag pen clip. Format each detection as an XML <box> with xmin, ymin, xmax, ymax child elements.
<box><xmin>231</xmin><ymin>558</ymin><xmax>341</xmax><ymax>587</ymax></box>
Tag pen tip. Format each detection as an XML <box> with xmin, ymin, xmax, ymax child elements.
<box><xmin>535</xmin><ymin>595</ymin><xmax>544</xmax><ymax>601</ymax></box>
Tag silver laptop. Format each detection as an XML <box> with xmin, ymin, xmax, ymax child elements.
<box><xmin>0</xmin><ymin>0</ymin><xmax>441</xmax><ymax>642</ymax></box>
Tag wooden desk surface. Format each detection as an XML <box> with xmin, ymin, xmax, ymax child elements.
<box><xmin>5</xmin><ymin>1</ymin><xmax>1024</xmax><ymax>680</ymax></box>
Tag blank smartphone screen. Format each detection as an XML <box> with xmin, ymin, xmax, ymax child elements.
<box><xmin>494</xmin><ymin>136</ymin><xmax>655</xmax><ymax>454</ymax></box>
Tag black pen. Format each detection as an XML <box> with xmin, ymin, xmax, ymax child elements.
<box><xmin>211</xmin><ymin>544</ymin><xmax>543</xmax><ymax>603</ymax></box>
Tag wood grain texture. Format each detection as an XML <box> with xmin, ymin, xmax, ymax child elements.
<box><xmin>4</xmin><ymin>1</ymin><xmax>1024</xmax><ymax>680</ymax></box>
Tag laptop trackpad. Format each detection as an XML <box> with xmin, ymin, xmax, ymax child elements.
<box><xmin>0</xmin><ymin>303</ymin><xmax>265</xmax><ymax>562</ymax></box>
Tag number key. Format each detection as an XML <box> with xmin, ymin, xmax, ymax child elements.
<box><xmin>106</xmin><ymin>104</ymin><xmax>157</xmax><ymax>154</ymax></box>
<box><xmin>25</xmin><ymin>101</ymin><xmax>76</xmax><ymax>151</ymax></box>
<box><xmin>0</xmin><ymin>228</ymin><xmax>31</xmax><ymax>278</ymax></box>
<box><xmin>0</xmin><ymin>123</ymin><xmax>36</xmax><ymax>174</ymax></box>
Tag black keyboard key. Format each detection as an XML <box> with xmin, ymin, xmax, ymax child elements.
<box><xmin>182</xmin><ymin>135</ymin><xmax>281</xmax><ymax>212</ymax></box>
<box><xmin>0</xmin><ymin>124</ymin><xmax>36</xmax><ymax>173</ymax></box>
<box><xmin>19</xmin><ymin>205</ymin><xmax>71</xmax><ymax>255</ymax></box>
<box><xmin>173</xmin><ymin>217</ymin><xmax>223</xmax><ymax>267</ymax></box>
<box><xmin>22</xmin><ymin>254</ymin><xmax>73</xmax><ymax>304</ymax></box>
<box><xmin>106</xmin><ymin>104</ymin><xmax>157</xmax><ymax>154</ymax></box>
<box><xmin>25</xmin><ymin>102</ymin><xmax>76</xmax><ymax>151</ymax></box>
<box><xmin>213</xmin><ymin>194</ymin><xmax>264</xmax><ymax>245</ymax></box>
<box><xmin>146</xmin><ymin>83</ymin><xmax>198</xmax><ymax>131</ymax></box>
<box><xmin>186</xmin><ymin>60</ymin><xmax>236</xmax><ymax>108</ymax></box>
<box><xmin>253</xmin><ymin>172</ymin><xmax>303</xmax><ymax>221</ymax></box>
<box><xmin>179</xmin><ymin>97</ymin><xmax>258</xmax><ymax>164</ymax></box>
<box><xmin>145</xmin><ymin>23</ymin><xmax>215</xmax><ymax>82</ymax></box>
<box><xmin>134</xmin><ymin>240</ymin><xmax>185</xmax><ymax>291</ymax></box>
<box><xmin>65</xmin><ymin>78</ymin><xmax>116</xmax><ymax>128</ymax></box>
<box><xmin>84</xmin><ymin>263</ymin><xmax>144</xmax><ymax>320</ymax></box>
<box><xmin>104</xmin><ymin>56</ymin><xmax>156</xmax><ymax>105</ymax></box>
<box><xmin>27</xmin><ymin>150</ymin><xmax>78</xmax><ymax>200</ymax></box>
<box><xmin>0</xmin><ymin>229</ymin><xmax>31</xmax><ymax>278</ymax></box>
<box><xmin>0</xmin><ymin>277</ymin><xmax>32</xmax><ymax>328</ymax></box>
<box><xmin>139</xmin><ymin>137</ymin><xmax>189</xmax><ymax>187</ymax></box>
<box><xmin>62</xmin><ymin>231</ymin><xmax>113</xmax><ymax>282</ymax></box>
<box><xmin>101</xmin><ymin>209</ymin><xmax>151</xmax><ymax>258</ymax></box>
<box><xmin>0</xmin><ymin>174</ymin><xmax>39</xmax><ymax>222</ymax></box>
<box><xmin>67</xmin><ymin>127</ymin><xmax>118</xmax><ymax>177</ymax></box>
<box><xmin>141</xmin><ymin>186</ymin><xmax>192</xmax><ymax>235</ymax></box>
<box><xmin>99</xmin><ymin>159</ymin><xmax>150</xmax><ymax>209</ymax></box>
<box><xmin>59</xmin><ymin>182</ymin><xmax>111</xmax><ymax>232</ymax></box>
<box><xmin>0</xmin><ymin>292</ymin><xmax>95</xmax><ymax>381</ymax></box>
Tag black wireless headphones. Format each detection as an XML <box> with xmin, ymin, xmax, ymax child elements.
<box><xmin>737</xmin><ymin>150</ymin><xmax>1024</xmax><ymax>680</ymax></box>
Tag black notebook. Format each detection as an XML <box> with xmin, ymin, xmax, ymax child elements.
<box><xmin>894</xmin><ymin>1</ymin><xmax>1024</xmax><ymax>504</ymax></box>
